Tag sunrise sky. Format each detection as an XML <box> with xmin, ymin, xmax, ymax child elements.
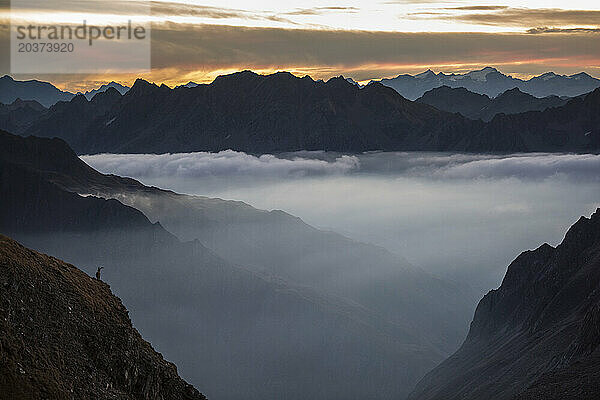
<box><xmin>1</xmin><ymin>0</ymin><xmax>599</xmax><ymax>91</ymax></box>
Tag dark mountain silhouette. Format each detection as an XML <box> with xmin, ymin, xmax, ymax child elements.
<box><xmin>417</xmin><ymin>86</ymin><xmax>568</xmax><ymax>121</ymax></box>
<box><xmin>84</xmin><ymin>81</ymin><xmax>130</xmax><ymax>99</ymax></box>
<box><xmin>20</xmin><ymin>71</ymin><xmax>479</xmax><ymax>154</ymax></box>
<box><xmin>416</xmin><ymin>86</ymin><xmax>489</xmax><ymax>118</ymax></box>
<box><xmin>0</xmin><ymin>129</ymin><xmax>473</xmax><ymax>399</ymax></box>
<box><xmin>478</xmin><ymin>88</ymin><xmax>568</xmax><ymax>122</ymax></box>
<box><xmin>409</xmin><ymin>209</ymin><xmax>600</xmax><ymax>400</ymax></box>
<box><xmin>0</xmin><ymin>235</ymin><xmax>205</xmax><ymax>400</ymax></box>
<box><xmin>467</xmin><ymin>88</ymin><xmax>600</xmax><ymax>152</ymax></box>
<box><xmin>0</xmin><ymin>98</ymin><xmax>46</xmax><ymax>133</ymax></box>
<box><xmin>8</xmin><ymin>71</ymin><xmax>599</xmax><ymax>153</ymax></box>
<box><xmin>21</xmin><ymin>88</ymin><xmax>123</xmax><ymax>151</ymax></box>
<box><xmin>0</xmin><ymin>76</ymin><xmax>130</xmax><ymax>107</ymax></box>
<box><xmin>0</xmin><ymin>75</ymin><xmax>74</xmax><ymax>107</ymax></box>
<box><xmin>380</xmin><ymin>67</ymin><xmax>600</xmax><ymax>100</ymax></box>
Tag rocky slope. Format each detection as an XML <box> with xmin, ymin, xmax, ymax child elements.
<box><xmin>409</xmin><ymin>209</ymin><xmax>600</xmax><ymax>400</ymax></box>
<box><xmin>0</xmin><ymin>234</ymin><xmax>205</xmax><ymax>400</ymax></box>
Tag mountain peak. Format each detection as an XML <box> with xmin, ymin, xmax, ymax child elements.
<box><xmin>127</xmin><ymin>78</ymin><xmax>161</xmax><ymax>96</ymax></box>
<box><xmin>569</xmin><ymin>72</ymin><xmax>594</xmax><ymax>80</ymax></box>
<box><xmin>415</xmin><ymin>69</ymin><xmax>436</xmax><ymax>79</ymax></box>
<box><xmin>89</xmin><ymin>86</ymin><xmax>122</xmax><ymax>106</ymax></box>
<box><xmin>70</xmin><ymin>93</ymin><xmax>88</xmax><ymax>104</ymax></box>
<box><xmin>326</xmin><ymin>75</ymin><xmax>353</xmax><ymax>85</ymax></box>
<box><xmin>500</xmin><ymin>87</ymin><xmax>526</xmax><ymax>95</ymax></box>
<box><xmin>177</xmin><ymin>81</ymin><xmax>199</xmax><ymax>89</ymax></box>
<box><xmin>131</xmin><ymin>78</ymin><xmax>154</xmax><ymax>88</ymax></box>
<box><xmin>465</xmin><ymin>67</ymin><xmax>500</xmax><ymax>82</ymax></box>
<box><xmin>539</xmin><ymin>72</ymin><xmax>559</xmax><ymax>80</ymax></box>
<box><xmin>212</xmin><ymin>70</ymin><xmax>260</xmax><ymax>85</ymax></box>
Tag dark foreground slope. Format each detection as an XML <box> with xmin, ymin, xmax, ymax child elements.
<box><xmin>409</xmin><ymin>209</ymin><xmax>600</xmax><ymax>400</ymax></box>
<box><xmin>0</xmin><ymin>235</ymin><xmax>205</xmax><ymax>400</ymax></box>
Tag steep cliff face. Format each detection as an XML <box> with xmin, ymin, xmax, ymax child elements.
<box><xmin>409</xmin><ymin>209</ymin><xmax>600</xmax><ymax>400</ymax></box>
<box><xmin>0</xmin><ymin>235</ymin><xmax>206</xmax><ymax>400</ymax></box>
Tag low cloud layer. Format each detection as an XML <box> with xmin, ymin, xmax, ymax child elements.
<box><xmin>358</xmin><ymin>153</ymin><xmax>600</xmax><ymax>181</ymax></box>
<box><xmin>82</xmin><ymin>151</ymin><xmax>360</xmax><ymax>179</ymax></box>
<box><xmin>83</xmin><ymin>152</ymin><xmax>600</xmax><ymax>182</ymax></box>
<box><xmin>82</xmin><ymin>151</ymin><xmax>600</xmax><ymax>292</ymax></box>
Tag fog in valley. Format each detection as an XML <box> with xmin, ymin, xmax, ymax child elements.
<box><xmin>5</xmin><ymin>139</ymin><xmax>600</xmax><ymax>400</ymax></box>
<box><xmin>84</xmin><ymin>151</ymin><xmax>600</xmax><ymax>292</ymax></box>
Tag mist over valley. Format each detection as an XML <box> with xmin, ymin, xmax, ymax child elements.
<box><xmin>83</xmin><ymin>150</ymin><xmax>600</xmax><ymax>292</ymax></box>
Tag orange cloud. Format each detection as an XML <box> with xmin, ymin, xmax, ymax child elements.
<box><xmin>1</xmin><ymin>23</ymin><xmax>598</xmax><ymax>91</ymax></box>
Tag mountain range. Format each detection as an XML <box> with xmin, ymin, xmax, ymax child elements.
<box><xmin>0</xmin><ymin>234</ymin><xmax>205</xmax><ymax>399</ymax></box>
<box><xmin>0</xmin><ymin>75</ymin><xmax>73</xmax><ymax>108</ymax></box>
<box><xmin>379</xmin><ymin>67</ymin><xmax>600</xmax><ymax>100</ymax></box>
<box><xmin>4</xmin><ymin>70</ymin><xmax>599</xmax><ymax>154</ymax></box>
<box><xmin>3</xmin><ymin>67</ymin><xmax>598</xmax><ymax>107</ymax></box>
<box><xmin>0</xmin><ymin>129</ymin><xmax>477</xmax><ymax>399</ymax></box>
<box><xmin>0</xmin><ymin>75</ymin><xmax>130</xmax><ymax>107</ymax></box>
<box><xmin>409</xmin><ymin>208</ymin><xmax>600</xmax><ymax>400</ymax></box>
<box><xmin>417</xmin><ymin>86</ymin><xmax>569</xmax><ymax>122</ymax></box>
<box><xmin>13</xmin><ymin>72</ymin><xmax>480</xmax><ymax>154</ymax></box>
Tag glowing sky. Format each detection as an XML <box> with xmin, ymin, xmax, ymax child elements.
<box><xmin>1</xmin><ymin>0</ymin><xmax>599</xmax><ymax>90</ymax></box>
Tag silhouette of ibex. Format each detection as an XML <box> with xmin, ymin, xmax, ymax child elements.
<box><xmin>96</xmin><ymin>266</ymin><xmax>104</xmax><ymax>281</ymax></box>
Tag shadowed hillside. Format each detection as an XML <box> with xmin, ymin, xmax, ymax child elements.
<box><xmin>409</xmin><ymin>209</ymin><xmax>600</xmax><ymax>400</ymax></box>
<box><xmin>0</xmin><ymin>234</ymin><xmax>205</xmax><ymax>400</ymax></box>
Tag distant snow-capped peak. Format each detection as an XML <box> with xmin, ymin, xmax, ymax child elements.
<box><xmin>463</xmin><ymin>67</ymin><xmax>499</xmax><ymax>82</ymax></box>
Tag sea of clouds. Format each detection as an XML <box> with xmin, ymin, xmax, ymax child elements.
<box><xmin>82</xmin><ymin>151</ymin><xmax>600</xmax><ymax>291</ymax></box>
<box><xmin>82</xmin><ymin>150</ymin><xmax>360</xmax><ymax>179</ymax></box>
<box><xmin>83</xmin><ymin>151</ymin><xmax>600</xmax><ymax>182</ymax></box>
